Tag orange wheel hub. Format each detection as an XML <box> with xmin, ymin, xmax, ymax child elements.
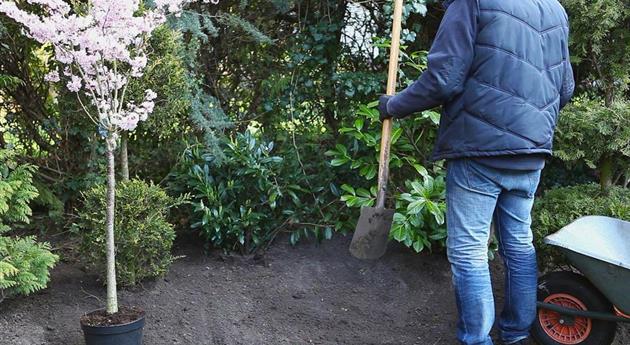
<box><xmin>538</xmin><ymin>293</ymin><xmax>592</xmax><ymax>344</ymax></box>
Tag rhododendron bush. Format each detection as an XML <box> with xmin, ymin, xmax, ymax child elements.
<box><xmin>0</xmin><ymin>0</ymin><xmax>218</xmax><ymax>314</ymax></box>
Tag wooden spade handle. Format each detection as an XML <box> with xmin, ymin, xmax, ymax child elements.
<box><xmin>376</xmin><ymin>0</ymin><xmax>404</xmax><ymax>209</ymax></box>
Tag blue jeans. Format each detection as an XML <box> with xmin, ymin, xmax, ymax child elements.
<box><xmin>446</xmin><ymin>159</ymin><xmax>541</xmax><ymax>345</ymax></box>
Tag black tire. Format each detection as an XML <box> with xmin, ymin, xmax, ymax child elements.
<box><xmin>532</xmin><ymin>271</ymin><xmax>617</xmax><ymax>345</ymax></box>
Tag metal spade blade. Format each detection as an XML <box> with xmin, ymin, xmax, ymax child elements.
<box><xmin>349</xmin><ymin>207</ymin><xmax>395</xmax><ymax>260</ymax></box>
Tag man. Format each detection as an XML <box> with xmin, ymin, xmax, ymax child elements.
<box><xmin>379</xmin><ymin>0</ymin><xmax>574</xmax><ymax>344</ymax></box>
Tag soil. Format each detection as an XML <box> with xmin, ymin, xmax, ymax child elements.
<box><xmin>80</xmin><ymin>306</ymin><xmax>145</xmax><ymax>327</ymax></box>
<box><xmin>1</xmin><ymin>234</ymin><xmax>628</xmax><ymax>345</ymax></box>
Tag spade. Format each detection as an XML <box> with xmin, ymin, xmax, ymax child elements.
<box><xmin>349</xmin><ymin>0</ymin><xmax>404</xmax><ymax>260</ymax></box>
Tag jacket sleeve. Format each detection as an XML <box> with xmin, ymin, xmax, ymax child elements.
<box><xmin>559</xmin><ymin>34</ymin><xmax>575</xmax><ymax>110</ymax></box>
<box><xmin>387</xmin><ymin>0</ymin><xmax>478</xmax><ymax>118</ymax></box>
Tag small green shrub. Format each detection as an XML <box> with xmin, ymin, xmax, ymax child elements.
<box><xmin>77</xmin><ymin>180</ymin><xmax>182</xmax><ymax>286</ymax></box>
<box><xmin>0</xmin><ymin>148</ymin><xmax>58</xmax><ymax>302</ymax></box>
<box><xmin>0</xmin><ymin>236</ymin><xmax>58</xmax><ymax>302</ymax></box>
<box><xmin>532</xmin><ymin>183</ymin><xmax>630</xmax><ymax>269</ymax></box>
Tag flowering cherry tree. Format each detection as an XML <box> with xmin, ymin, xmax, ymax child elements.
<box><xmin>0</xmin><ymin>0</ymin><xmax>218</xmax><ymax>314</ymax></box>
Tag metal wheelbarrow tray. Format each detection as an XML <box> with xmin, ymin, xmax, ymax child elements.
<box><xmin>533</xmin><ymin>216</ymin><xmax>630</xmax><ymax>345</ymax></box>
<box><xmin>543</xmin><ymin>216</ymin><xmax>630</xmax><ymax>315</ymax></box>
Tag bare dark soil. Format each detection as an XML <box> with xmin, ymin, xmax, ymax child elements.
<box><xmin>1</xmin><ymin>234</ymin><xmax>628</xmax><ymax>345</ymax></box>
<box><xmin>80</xmin><ymin>306</ymin><xmax>145</xmax><ymax>327</ymax></box>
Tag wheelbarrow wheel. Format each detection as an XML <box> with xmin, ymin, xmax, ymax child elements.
<box><xmin>532</xmin><ymin>271</ymin><xmax>617</xmax><ymax>345</ymax></box>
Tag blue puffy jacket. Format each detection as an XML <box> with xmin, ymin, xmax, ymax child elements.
<box><xmin>387</xmin><ymin>0</ymin><xmax>575</xmax><ymax>161</ymax></box>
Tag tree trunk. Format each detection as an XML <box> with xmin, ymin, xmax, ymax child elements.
<box><xmin>120</xmin><ymin>132</ymin><xmax>129</xmax><ymax>182</ymax></box>
<box><xmin>600</xmin><ymin>88</ymin><xmax>615</xmax><ymax>193</ymax></box>
<box><xmin>105</xmin><ymin>136</ymin><xmax>119</xmax><ymax>314</ymax></box>
<box><xmin>599</xmin><ymin>155</ymin><xmax>614</xmax><ymax>192</ymax></box>
<box><xmin>604</xmin><ymin>87</ymin><xmax>614</xmax><ymax>108</ymax></box>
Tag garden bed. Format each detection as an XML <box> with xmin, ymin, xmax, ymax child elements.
<box><xmin>1</xmin><ymin>235</ymin><xmax>628</xmax><ymax>345</ymax></box>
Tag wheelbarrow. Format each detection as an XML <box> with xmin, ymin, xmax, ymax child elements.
<box><xmin>533</xmin><ymin>216</ymin><xmax>630</xmax><ymax>345</ymax></box>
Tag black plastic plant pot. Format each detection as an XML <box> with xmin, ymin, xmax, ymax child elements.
<box><xmin>81</xmin><ymin>310</ymin><xmax>145</xmax><ymax>345</ymax></box>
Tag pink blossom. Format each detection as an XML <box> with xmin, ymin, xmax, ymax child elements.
<box><xmin>144</xmin><ymin>89</ymin><xmax>158</xmax><ymax>101</ymax></box>
<box><xmin>67</xmin><ymin>75</ymin><xmax>82</xmax><ymax>92</ymax></box>
<box><xmin>141</xmin><ymin>102</ymin><xmax>155</xmax><ymax>117</ymax></box>
<box><xmin>44</xmin><ymin>70</ymin><xmax>60</xmax><ymax>82</ymax></box>
<box><xmin>0</xmin><ymin>0</ymin><xmax>220</xmax><ymax>133</ymax></box>
<box><xmin>130</xmin><ymin>55</ymin><xmax>148</xmax><ymax>77</ymax></box>
<box><xmin>62</xmin><ymin>66</ymin><xmax>72</xmax><ymax>76</ymax></box>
